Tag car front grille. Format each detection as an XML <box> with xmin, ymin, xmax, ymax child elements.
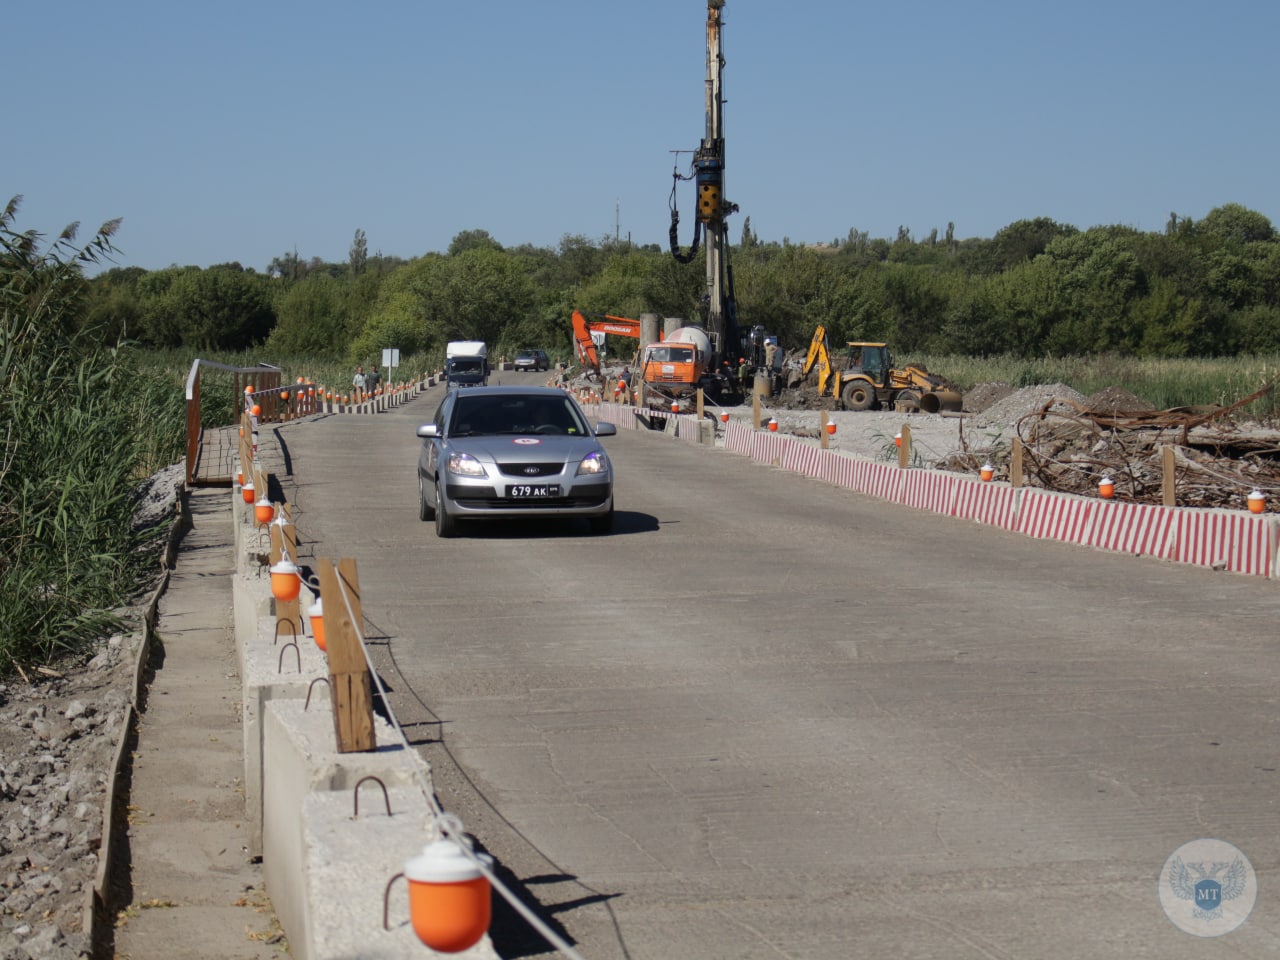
<box><xmin>496</xmin><ymin>462</ymin><xmax>564</xmax><ymax>478</ymax></box>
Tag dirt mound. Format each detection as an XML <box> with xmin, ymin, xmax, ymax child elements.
<box><xmin>973</xmin><ymin>383</ymin><xmax>1088</xmax><ymax>429</ymax></box>
<box><xmin>963</xmin><ymin>382</ymin><xmax>1013</xmax><ymax>415</ymax></box>
<box><xmin>1085</xmin><ymin>385</ymin><xmax>1156</xmax><ymax>414</ymax></box>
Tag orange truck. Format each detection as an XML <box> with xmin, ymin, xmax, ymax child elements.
<box><xmin>572</xmin><ymin>310</ymin><xmax>727</xmax><ymax>409</ymax></box>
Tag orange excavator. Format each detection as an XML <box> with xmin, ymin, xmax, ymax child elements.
<box><xmin>571</xmin><ymin>309</ymin><xmax>641</xmax><ymax>379</ymax></box>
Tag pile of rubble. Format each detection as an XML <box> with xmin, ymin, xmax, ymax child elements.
<box><xmin>0</xmin><ymin>638</ymin><xmax>138</xmax><ymax>960</ymax></box>
<box><xmin>941</xmin><ymin>383</ymin><xmax>1280</xmax><ymax>511</ymax></box>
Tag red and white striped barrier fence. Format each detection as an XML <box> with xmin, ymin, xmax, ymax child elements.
<box><xmin>1171</xmin><ymin>509</ymin><xmax>1277</xmax><ymax>577</ymax></box>
<box><xmin>898</xmin><ymin>469</ymin><xmax>961</xmax><ymax>517</ymax></box>
<box><xmin>723</xmin><ymin>419</ymin><xmax>751</xmax><ymax>454</ymax></box>
<box><xmin>779</xmin><ymin>437</ymin><xmax>823</xmax><ymax>478</ymax></box>
<box><xmin>849</xmin><ymin>460</ymin><xmax>903</xmax><ymax>502</ymax></box>
<box><xmin>1086</xmin><ymin>499</ymin><xmax>1176</xmax><ymax>560</ymax></box>
<box><xmin>814</xmin><ymin>448</ymin><xmax>857</xmax><ymax>489</ymax></box>
<box><xmin>953</xmin><ymin>477</ymin><xmax>1020</xmax><ymax>530</ymax></box>
<box><xmin>673</xmin><ymin>414</ymin><xmax>702</xmax><ymax>443</ymax></box>
<box><xmin>745</xmin><ymin>429</ymin><xmax>789</xmax><ymax>466</ymax></box>
<box><xmin>700</xmin><ymin>414</ymin><xmax>1277</xmax><ymax>581</ymax></box>
<box><xmin>1017</xmin><ymin>488</ymin><xmax>1096</xmax><ymax>543</ymax></box>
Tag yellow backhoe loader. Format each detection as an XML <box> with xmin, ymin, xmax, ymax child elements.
<box><xmin>801</xmin><ymin>327</ymin><xmax>962</xmax><ymax>413</ymax></box>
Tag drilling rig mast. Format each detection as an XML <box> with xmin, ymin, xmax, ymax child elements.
<box><xmin>670</xmin><ymin>0</ymin><xmax>742</xmax><ymax>370</ymax></box>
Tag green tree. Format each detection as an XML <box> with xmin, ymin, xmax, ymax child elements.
<box><xmin>267</xmin><ymin>273</ymin><xmax>351</xmax><ymax>356</ymax></box>
<box><xmin>1038</xmin><ymin>230</ymin><xmax>1145</xmax><ymax>353</ymax></box>
<box><xmin>354</xmin><ymin>247</ymin><xmax>535</xmax><ymax>360</ymax></box>
<box><xmin>447</xmin><ymin>229</ymin><xmax>503</xmax><ymax>257</ymax></box>
<box><xmin>349</xmin><ymin>228</ymin><xmax>368</xmax><ymax>276</ymax></box>
<box><xmin>267</xmin><ymin>248</ymin><xmax>306</xmax><ymax>280</ymax></box>
<box><xmin>83</xmin><ymin>266</ymin><xmax>147</xmax><ymax>343</ymax></box>
<box><xmin>963</xmin><ymin>217</ymin><xmax>1078</xmax><ymax>275</ymax></box>
<box><xmin>1198</xmin><ymin>203</ymin><xmax>1276</xmax><ymax>247</ymax></box>
<box><xmin>137</xmin><ymin>266</ymin><xmax>275</xmax><ymax>349</ymax></box>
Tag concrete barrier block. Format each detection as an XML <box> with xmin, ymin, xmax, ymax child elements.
<box><xmin>262</xmin><ymin>700</ymin><xmax>431</xmax><ymax>960</ymax></box>
<box><xmin>238</xmin><ymin>608</ymin><xmax>331</xmax><ymax>857</ymax></box>
<box><xmin>304</xmin><ymin>789</ymin><xmax>499</xmax><ymax>960</ymax></box>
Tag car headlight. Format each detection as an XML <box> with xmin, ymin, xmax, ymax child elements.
<box><xmin>446</xmin><ymin>452</ymin><xmax>487</xmax><ymax>477</ymax></box>
<box><xmin>576</xmin><ymin>452</ymin><xmax>609</xmax><ymax>476</ymax></box>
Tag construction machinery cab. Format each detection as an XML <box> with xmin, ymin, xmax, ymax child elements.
<box><xmin>845</xmin><ymin>342</ymin><xmax>890</xmax><ymax>387</ymax></box>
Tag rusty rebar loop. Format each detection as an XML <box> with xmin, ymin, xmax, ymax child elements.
<box><xmin>277</xmin><ymin>642</ymin><xmax>301</xmax><ymax>674</ymax></box>
<box><xmin>353</xmin><ymin>775</ymin><xmax>392</xmax><ymax>819</ymax></box>
<box><xmin>304</xmin><ymin>676</ymin><xmax>330</xmax><ymax>710</ymax></box>
<box><xmin>273</xmin><ymin>619</ymin><xmax>298</xmax><ymax>646</ymax></box>
<box><xmin>382</xmin><ymin>871</ymin><xmax>405</xmax><ymax>931</ymax></box>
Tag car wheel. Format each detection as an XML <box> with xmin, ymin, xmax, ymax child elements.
<box><xmin>588</xmin><ymin>504</ymin><xmax>614</xmax><ymax>535</ymax></box>
<box><xmin>434</xmin><ymin>480</ymin><xmax>457</xmax><ymax>538</ymax></box>
<box><xmin>418</xmin><ymin>476</ymin><xmax>434</xmax><ymax>522</ymax></box>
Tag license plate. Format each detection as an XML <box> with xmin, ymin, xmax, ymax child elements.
<box><xmin>508</xmin><ymin>484</ymin><xmax>559</xmax><ymax>498</ymax></box>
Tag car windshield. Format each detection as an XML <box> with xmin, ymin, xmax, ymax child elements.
<box><xmin>449</xmin><ymin>395</ymin><xmax>587</xmax><ymax>436</ymax></box>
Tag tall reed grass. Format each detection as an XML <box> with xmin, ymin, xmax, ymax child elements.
<box><xmin>1</xmin><ymin>207</ymin><xmax>184</xmax><ymax>672</ymax></box>
<box><xmin>912</xmin><ymin>353</ymin><xmax>1280</xmax><ymax>420</ymax></box>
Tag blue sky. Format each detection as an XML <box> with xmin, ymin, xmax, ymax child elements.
<box><xmin>10</xmin><ymin>0</ymin><xmax>1279</xmax><ymax>274</ymax></box>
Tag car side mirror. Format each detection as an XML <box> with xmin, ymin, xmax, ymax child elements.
<box><xmin>416</xmin><ymin>424</ymin><xmax>439</xmax><ymax>438</ymax></box>
<box><xmin>594</xmin><ymin>422</ymin><xmax>617</xmax><ymax>437</ymax></box>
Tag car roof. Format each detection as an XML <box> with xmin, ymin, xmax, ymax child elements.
<box><xmin>450</xmin><ymin>385</ymin><xmax>567</xmax><ymax>398</ymax></box>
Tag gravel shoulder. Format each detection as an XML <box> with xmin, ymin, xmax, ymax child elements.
<box><xmin>0</xmin><ymin>474</ymin><xmax>282</xmax><ymax>960</ymax></box>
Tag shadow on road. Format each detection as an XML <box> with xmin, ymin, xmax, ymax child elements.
<box><xmin>456</xmin><ymin>510</ymin><xmax>659</xmax><ymax>539</ymax></box>
<box><xmin>481</xmin><ymin>851</ymin><xmax>626</xmax><ymax>960</ymax></box>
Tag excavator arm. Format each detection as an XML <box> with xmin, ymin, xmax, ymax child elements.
<box><xmin>801</xmin><ymin>326</ymin><xmax>837</xmax><ymax>396</ymax></box>
<box><xmin>572</xmin><ymin>310</ymin><xmax>601</xmax><ymax>375</ymax></box>
<box><xmin>572</xmin><ymin>310</ymin><xmax>644</xmax><ymax>377</ymax></box>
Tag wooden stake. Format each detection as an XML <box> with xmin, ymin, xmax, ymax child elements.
<box><xmin>898</xmin><ymin>424</ymin><xmax>911</xmax><ymax>469</ymax></box>
<box><xmin>315</xmin><ymin>558</ymin><xmax>376</xmax><ymax>753</ymax></box>
<box><xmin>1011</xmin><ymin>438</ymin><xmax>1023</xmax><ymax>489</ymax></box>
<box><xmin>820</xmin><ymin>410</ymin><xmax>830</xmax><ymax>450</ymax></box>
<box><xmin>1162</xmin><ymin>445</ymin><xmax>1177</xmax><ymax>506</ymax></box>
<box><xmin>752</xmin><ymin>392</ymin><xmax>762</xmax><ymax>429</ymax></box>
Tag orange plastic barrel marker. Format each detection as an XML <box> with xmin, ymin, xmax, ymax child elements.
<box><xmin>404</xmin><ymin>841</ymin><xmax>493</xmax><ymax>952</ymax></box>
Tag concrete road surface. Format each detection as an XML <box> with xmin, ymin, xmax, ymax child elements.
<box><xmin>274</xmin><ymin>383</ymin><xmax>1280</xmax><ymax>959</ymax></box>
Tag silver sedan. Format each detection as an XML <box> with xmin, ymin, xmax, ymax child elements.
<box><xmin>416</xmin><ymin>386</ymin><xmax>617</xmax><ymax>537</ymax></box>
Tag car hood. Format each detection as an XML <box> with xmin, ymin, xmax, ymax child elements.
<box><xmin>445</xmin><ymin>434</ymin><xmax>603</xmax><ymax>463</ymax></box>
